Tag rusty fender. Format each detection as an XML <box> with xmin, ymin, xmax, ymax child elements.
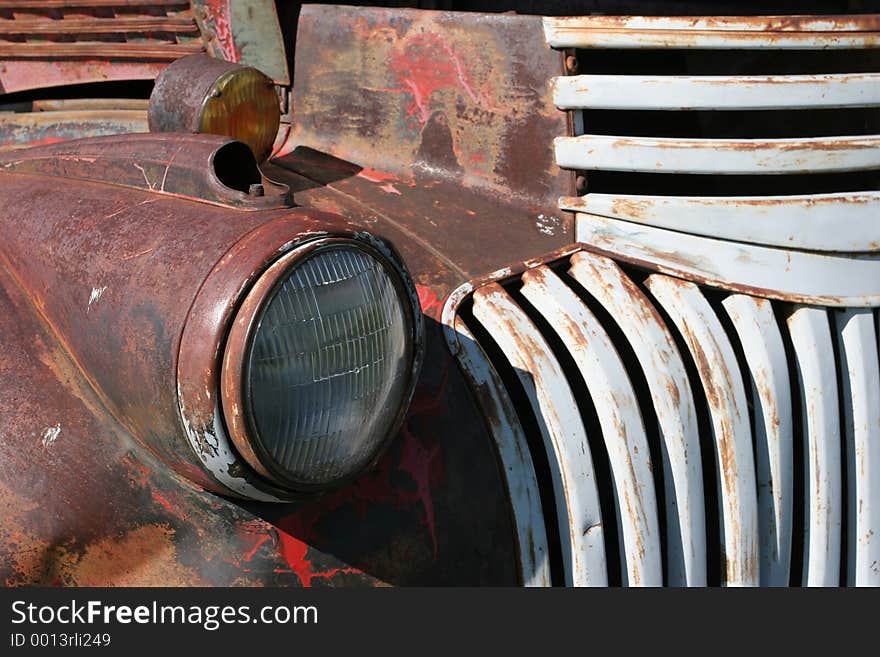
<box><xmin>0</xmin><ymin>133</ymin><xmax>520</xmax><ymax>586</ymax></box>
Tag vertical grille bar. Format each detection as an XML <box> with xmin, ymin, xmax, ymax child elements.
<box><xmin>471</xmin><ymin>283</ymin><xmax>608</xmax><ymax>586</ymax></box>
<box><xmin>722</xmin><ymin>295</ymin><xmax>794</xmax><ymax>586</ymax></box>
<box><xmin>643</xmin><ymin>275</ymin><xmax>759</xmax><ymax>586</ymax></box>
<box><xmin>787</xmin><ymin>307</ymin><xmax>843</xmax><ymax>586</ymax></box>
<box><xmin>568</xmin><ymin>251</ymin><xmax>706</xmax><ymax>586</ymax></box>
<box><xmin>835</xmin><ymin>309</ymin><xmax>880</xmax><ymax>586</ymax></box>
<box><xmin>520</xmin><ymin>265</ymin><xmax>662</xmax><ymax>586</ymax></box>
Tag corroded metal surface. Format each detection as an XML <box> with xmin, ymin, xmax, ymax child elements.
<box><xmin>0</xmin><ymin>139</ymin><xmax>521</xmax><ymax>585</ymax></box>
<box><xmin>286</xmin><ymin>5</ymin><xmax>572</xmax><ymax>216</ymax></box>
<box><xmin>0</xmin><ymin>133</ymin><xmax>290</xmax><ymax>210</ymax></box>
<box><xmin>192</xmin><ymin>0</ymin><xmax>288</xmax><ymax>85</ymax></box>
<box><xmin>0</xmin><ymin>110</ymin><xmax>148</xmax><ymax>152</ymax></box>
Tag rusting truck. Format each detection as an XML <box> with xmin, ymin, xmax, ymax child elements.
<box><xmin>0</xmin><ymin>1</ymin><xmax>878</xmax><ymax>587</ymax></box>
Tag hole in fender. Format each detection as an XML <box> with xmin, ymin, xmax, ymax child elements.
<box><xmin>212</xmin><ymin>141</ymin><xmax>262</xmax><ymax>193</ymax></box>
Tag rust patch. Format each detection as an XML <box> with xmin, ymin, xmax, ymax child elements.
<box><xmin>52</xmin><ymin>525</ymin><xmax>207</xmax><ymax>587</ymax></box>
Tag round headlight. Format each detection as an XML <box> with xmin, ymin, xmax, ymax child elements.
<box><xmin>221</xmin><ymin>238</ymin><xmax>418</xmax><ymax>492</ymax></box>
<box><xmin>149</xmin><ymin>54</ymin><xmax>281</xmax><ymax>162</ymax></box>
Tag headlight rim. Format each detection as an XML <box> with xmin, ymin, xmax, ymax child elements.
<box><xmin>220</xmin><ymin>236</ymin><xmax>420</xmax><ymax>494</ymax></box>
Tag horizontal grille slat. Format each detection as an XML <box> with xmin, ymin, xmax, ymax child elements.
<box><xmin>543</xmin><ymin>15</ymin><xmax>880</xmax><ymax>50</ymax></box>
<box><xmin>554</xmin><ymin>134</ymin><xmax>880</xmax><ymax>175</ymax></box>
<box><xmin>0</xmin><ymin>1</ymin><xmax>187</xmax><ymax>6</ymax></box>
<box><xmin>575</xmin><ymin>212</ymin><xmax>880</xmax><ymax>308</ymax></box>
<box><xmin>559</xmin><ymin>191</ymin><xmax>880</xmax><ymax>253</ymax></box>
<box><xmin>0</xmin><ymin>2</ymin><xmax>205</xmax><ymax>62</ymax></box>
<box><xmin>0</xmin><ymin>41</ymin><xmax>202</xmax><ymax>59</ymax></box>
<box><xmin>547</xmin><ymin>14</ymin><xmax>879</xmax><ymax>241</ymax></box>
<box><xmin>0</xmin><ymin>17</ymin><xmax>199</xmax><ymax>35</ymax></box>
<box><xmin>552</xmin><ymin>73</ymin><xmax>880</xmax><ymax>111</ymax></box>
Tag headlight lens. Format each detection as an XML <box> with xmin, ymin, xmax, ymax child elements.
<box><xmin>198</xmin><ymin>66</ymin><xmax>281</xmax><ymax>163</ymax></box>
<box><xmin>222</xmin><ymin>239</ymin><xmax>416</xmax><ymax>491</ymax></box>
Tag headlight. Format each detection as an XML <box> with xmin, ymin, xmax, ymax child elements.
<box><xmin>149</xmin><ymin>54</ymin><xmax>281</xmax><ymax>162</ymax></box>
<box><xmin>220</xmin><ymin>238</ymin><xmax>418</xmax><ymax>492</ymax></box>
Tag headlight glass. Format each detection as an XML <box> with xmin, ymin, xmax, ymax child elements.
<box><xmin>240</xmin><ymin>242</ymin><xmax>413</xmax><ymax>489</ymax></box>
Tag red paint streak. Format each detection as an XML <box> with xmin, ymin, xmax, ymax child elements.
<box><xmin>242</xmin><ymin>534</ymin><xmax>271</xmax><ymax>563</ymax></box>
<box><xmin>0</xmin><ymin>136</ymin><xmax>68</xmax><ymax>150</ymax></box>
<box><xmin>203</xmin><ymin>0</ymin><xmax>238</xmax><ymax>61</ymax></box>
<box><xmin>359</xmin><ymin>167</ymin><xmax>398</xmax><ymax>183</ymax></box>
<box><xmin>388</xmin><ymin>33</ymin><xmax>483</xmax><ymax>125</ymax></box>
<box><xmin>416</xmin><ymin>285</ymin><xmax>443</xmax><ymax>320</ymax></box>
<box><xmin>276</xmin><ymin>531</ymin><xmax>357</xmax><ymax>586</ymax></box>
<box><xmin>230</xmin><ymin>520</ymin><xmax>275</xmax><ymax>569</ymax></box>
<box><xmin>151</xmin><ymin>491</ymin><xmax>175</xmax><ymax>515</ymax></box>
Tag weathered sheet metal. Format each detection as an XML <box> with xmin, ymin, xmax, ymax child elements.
<box><xmin>552</xmin><ymin>73</ymin><xmax>880</xmax><ymax>111</ymax></box>
<box><xmin>835</xmin><ymin>309</ymin><xmax>880</xmax><ymax>587</ymax></box>
<box><xmin>543</xmin><ymin>14</ymin><xmax>880</xmax><ymax>49</ymax></box>
<box><xmin>0</xmin><ymin>134</ymin><xmax>289</xmax><ymax>210</ymax></box>
<box><xmin>568</xmin><ymin>251</ymin><xmax>706</xmax><ymax>587</ymax></box>
<box><xmin>0</xmin><ymin>1</ymin><xmax>288</xmax><ymax>95</ymax></box>
<box><xmin>555</xmin><ymin>134</ymin><xmax>880</xmax><ymax>175</ymax></box>
<box><xmin>0</xmin><ymin>140</ymin><xmax>522</xmax><ymax>585</ymax></box>
<box><xmin>0</xmin><ymin>110</ymin><xmax>147</xmax><ymax>152</ymax></box>
<box><xmin>472</xmin><ymin>283</ymin><xmax>607</xmax><ymax>586</ymax></box>
<box><xmin>446</xmin><ymin>318</ymin><xmax>551</xmax><ymax>587</ymax></box>
<box><xmin>787</xmin><ymin>307</ymin><xmax>842</xmax><ymax>587</ymax></box>
<box><xmin>560</xmin><ymin>192</ymin><xmax>880</xmax><ymax>253</ymax></box>
<box><xmin>191</xmin><ymin>0</ymin><xmax>289</xmax><ymax>85</ymax></box>
<box><xmin>575</xmin><ymin>213</ymin><xmax>880</xmax><ymax>307</ymax></box>
<box><xmin>0</xmin><ymin>16</ymin><xmax>198</xmax><ymax>35</ymax></box>
<box><xmin>0</xmin><ymin>1</ymin><xmax>202</xmax><ymax>93</ymax></box>
<box><xmin>722</xmin><ymin>295</ymin><xmax>793</xmax><ymax>587</ymax></box>
<box><xmin>645</xmin><ymin>275</ymin><xmax>759</xmax><ymax>586</ymax></box>
<box><xmin>521</xmin><ymin>265</ymin><xmax>662</xmax><ymax>587</ymax></box>
<box><xmin>286</xmin><ymin>5</ymin><xmax>572</xmax><ymax>213</ymax></box>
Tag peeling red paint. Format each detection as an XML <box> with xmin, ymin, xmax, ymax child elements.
<box><xmin>201</xmin><ymin>0</ymin><xmax>238</xmax><ymax>62</ymax></box>
<box><xmin>389</xmin><ymin>32</ymin><xmax>484</xmax><ymax>125</ymax></box>
<box><xmin>416</xmin><ymin>285</ymin><xmax>442</xmax><ymax>319</ymax></box>
<box><xmin>359</xmin><ymin>168</ymin><xmax>399</xmax><ymax>184</ymax></box>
